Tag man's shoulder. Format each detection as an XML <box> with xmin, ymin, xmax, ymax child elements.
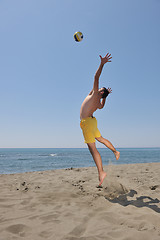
<box><xmin>89</xmin><ymin>90</ymin><xmax>98</xmax><ymax>96</ymax></box>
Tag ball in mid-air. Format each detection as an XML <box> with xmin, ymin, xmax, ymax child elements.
<box><xmin>74</xmin><ymin>31</ymin><xmax>83</xmax><ymax>42</ymax></box>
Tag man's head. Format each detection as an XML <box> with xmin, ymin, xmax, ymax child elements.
<box><xmin>99</xmin><ymin>87</ymin><xmax>109</xmax><ymax>98</ymax></box>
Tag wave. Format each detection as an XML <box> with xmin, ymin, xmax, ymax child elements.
<box><xmin>18</xmin><ymin>158</ymin><xmax>31</xmax><ymax>161</ymax></box>
<box><xmin>38</xmin><ymin>153</ymin><xmax>57</xmax><ymax>157</ymax></box>
<box><xmin>50</xmin><ymin>153</ymin><xmax>57</xmax><ymax>157</ymax></box>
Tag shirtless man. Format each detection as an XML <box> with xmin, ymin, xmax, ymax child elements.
<box><xmin>80</xmin><ymin>53</ymin><xmax>120</xmax><ymax>186</ymax></box>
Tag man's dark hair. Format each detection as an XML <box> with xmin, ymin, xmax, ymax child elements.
<box><xmin>102</xmin><ymin>87</ymin><xmax>109</xmax><ymax>98</ymax></box>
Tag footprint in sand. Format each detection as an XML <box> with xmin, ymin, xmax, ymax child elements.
<box><xmin>150</xmin><ymin>185</ymin><xmax>159</xmax><ymax>190</ymax></box>
<box><xmin>6</xmin><ymin>224</ymin><xmax>31</xmax><ymax>237</ymax></box>
<box><xmin>39</xmin><ymin>229</ymin><xmax>53</xmax><ymax>238</ymax></box>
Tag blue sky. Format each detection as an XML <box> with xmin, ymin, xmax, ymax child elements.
<box><xmin>0</xmin><ymin>0</ymin><xmax>160</xmax><ymax>148</ymax></box>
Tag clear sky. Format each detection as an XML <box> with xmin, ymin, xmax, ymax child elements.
<box><xmin>0</xmin><ymin>0</ymin><xmax>160</xmax><ymax>148</ymax></box>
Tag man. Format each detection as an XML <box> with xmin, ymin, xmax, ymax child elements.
<box><xmin>80</xmin><ymin>53</ymin><xmax>120</xmax><ymax>186</ymax></box>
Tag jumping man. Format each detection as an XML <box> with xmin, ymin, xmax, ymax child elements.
<box><xmin>80</xmin><ymin>53</ymin><xmax>120</xmax><ymax>186</ymax></box>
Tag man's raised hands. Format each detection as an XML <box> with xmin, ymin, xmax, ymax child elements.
<box><xmin>99</xmin><ymin>53</ymin><xmax>112</xmax><ymax>65</ymax></box>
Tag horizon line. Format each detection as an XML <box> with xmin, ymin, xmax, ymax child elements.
<box><xmin>0</xmin><ymin>147</ymin><xmax>160</xmax><ymax>149</ymax></box>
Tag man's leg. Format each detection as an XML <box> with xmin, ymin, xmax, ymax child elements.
<box><xmin>87</xmin><ymin>142</ymin><xmax>106</xmax><ymax>186</ymax></box>
<box><xmin>96</xmin><ymin>136</ymin><xmax>120</xmax><ymax>160</ymax></box>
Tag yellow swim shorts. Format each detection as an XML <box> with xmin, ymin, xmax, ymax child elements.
<box><xmin>80</xmin><ymin>117</ymin><xmax>101</xmax><ymax>143</ymax></box>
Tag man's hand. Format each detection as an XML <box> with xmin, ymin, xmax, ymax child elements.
<box><xmin>99</xmin><ymin>53</ymin><xmax>112</xmax><ymax>65</ymax></box>
<box><xmin>107</xmin><ymin>87</ymin><xmax>112</xmax><ymax>94</ymax></box>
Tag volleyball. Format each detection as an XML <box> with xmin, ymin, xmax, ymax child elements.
<box><xmin>74</xmin><ymin>31</ymin><xmax>83</xmax><ymax>42</ymax></box>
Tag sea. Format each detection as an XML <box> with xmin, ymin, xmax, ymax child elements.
<box><xmin>0</xmin><ymin>148</ymin><xmax>160</xmax><ymax>175</ymax></box>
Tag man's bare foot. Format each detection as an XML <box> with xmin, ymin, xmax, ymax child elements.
<box><xmin>99</xmin><ymin>171</ymin><xmax>107</xmax><ymax>186</ymax></box>
<box><xmin>114</xmin><ymin>151</ymin><xmax>120</xmax><ymax>160</ymax></box>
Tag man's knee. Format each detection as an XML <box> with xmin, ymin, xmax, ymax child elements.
<box><xmin>96</xmin><ymin>136</ymin><xmax>104</xmax><ymax>143</ymax></box>
<box><xmin>87</xmin><ymin>143</ymin><xmax>97</xmax><ymax>155</ymax></box>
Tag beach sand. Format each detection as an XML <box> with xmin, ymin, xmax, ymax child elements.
<box><xmin>0</xmin><ymin>162</ymin><xmax>160</xmax><ymax>240</ymax></box>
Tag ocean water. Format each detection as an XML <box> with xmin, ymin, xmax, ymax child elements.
<box><xmin>0</xmin><ymin>148</ymin><xmax>160</xmax><ymax>174</ymax></box>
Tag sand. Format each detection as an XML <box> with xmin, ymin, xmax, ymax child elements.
<box><xmin>0</xmin><ymin>162</ymin><xmax>160</xmax><ymax>240</ymax></box>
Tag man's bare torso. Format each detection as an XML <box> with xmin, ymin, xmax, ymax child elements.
<box><xmin>80</xmin><ymin>91</ymin><xmax>101</xmax><ymax>120</ymax></box>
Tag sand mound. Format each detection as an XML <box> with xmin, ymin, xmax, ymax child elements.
<box><xmin>103</xmin><ymin>179</ymin><xmax>128</xmax><ymax>200</ymax></box>
<box><xmin>102</xmin><ymin>164</ymin><xmax>128</xmax><ymax>200</ymax></box>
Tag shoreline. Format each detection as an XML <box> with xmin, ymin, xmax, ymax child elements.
<box><xmin>1</xmin><ymin>161</ymin><xmax>160</xmax><ymax>176</ymax></box>
<box><xmin>0</xmin><ymin>162</ymin><xmax>160</xmax><ymax>239</ymax></box>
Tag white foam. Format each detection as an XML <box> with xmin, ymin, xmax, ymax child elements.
<box><xmin>50</xmin><ymin>153</ymin><xmax>57</xmax><ymax>157</ymax></box>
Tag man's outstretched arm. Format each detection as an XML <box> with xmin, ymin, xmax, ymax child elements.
<box><xmin>99</xmin><ymin>97</ymin><xmax>106</xmax><ymax>109</ymax></box>
<box><xmin>93</xmin><ymin>53</ymin><xmax>112</xmax><ymax>92</ymax></box>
